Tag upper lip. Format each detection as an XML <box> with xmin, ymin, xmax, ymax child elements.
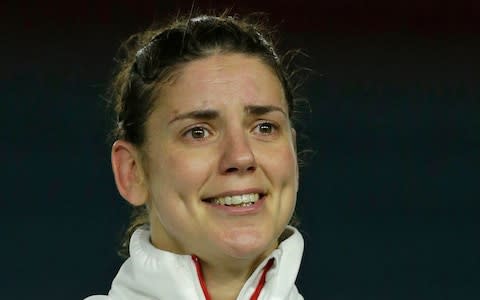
<box><xmin>203</xmin><ymin>188</ymin><xmax>266</xmax><ymax>201</ymax></box>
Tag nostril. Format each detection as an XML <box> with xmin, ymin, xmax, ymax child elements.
<box><xmin>224</xmin><ymin>165</ymin><xmax>256</xmax><ymax>174</ymax></box>
<box><xmin>225</xmin><ymin>167</ymin><xmax>239</xmax><ymax>173</ymax></box>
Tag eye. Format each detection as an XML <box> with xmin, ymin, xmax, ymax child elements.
<box><xmin>184</xmin><ymin>126</ymin><xmax>211</xmax><ymax>140</ymax></box>
<box><xmin>253</xmin><ymin>122</ymin><xmax>277</xmax><ymax>135</ymax></box>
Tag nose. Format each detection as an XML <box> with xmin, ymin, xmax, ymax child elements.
<box><xmin>219</xmin><ymin>130</ymin><xmax>257</xmax><ymax>175</ymax></box>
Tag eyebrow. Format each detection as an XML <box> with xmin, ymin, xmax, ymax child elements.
<box><xmin>168</xmin><ymin>105</ymin><xmax>286</xmax><ymax>125</ymax></box>
<box><xmin>168</xmin><ymin>109</ymin><xmax>219</xmax><ymax>125</ymax></box>
<box><xmin>244</xmin><ymin>105</ymin><xmax>287</xmax><ymax>117</ymax></box>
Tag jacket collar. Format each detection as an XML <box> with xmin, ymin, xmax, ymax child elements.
<box><xmin>108</xmin><ymin>226</ymin><xmax>304</xmax><ymax>300</ymax></box>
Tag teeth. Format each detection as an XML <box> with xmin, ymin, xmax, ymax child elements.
<box><xmin>232</xmin><ymin>195</ymin><xmax>242</xmax><ymax>205</ymax></box>
<box><xmin>212</xmin><ymin>193</ymin><xmax>260</xmax><ymax>206</ymax></box>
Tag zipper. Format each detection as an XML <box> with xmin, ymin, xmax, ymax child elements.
<box><xmin>249</xmin><ymin>258</ymin><xmax>274</xmax><ymax>300</ymax></box>
<box><xmin>192</xmin><ymin>255</ymin><xmax>275</xmax><ymax>300</ymax></box>
<box><xmin>192</xmin><ymin>255</ymin><xmax>212</xmax><ymax>300</ymax></box>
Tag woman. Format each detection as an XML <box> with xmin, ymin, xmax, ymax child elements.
<box><xmin>86</xmin><ymin>13</ymin><xmax>305</xmax><ymax>300</ymax></box>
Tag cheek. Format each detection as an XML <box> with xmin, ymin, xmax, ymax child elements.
<box><xmin>146</xmin><ymin>148</ymin><xmax>217</xmax><ymax>235</ymax></box>
<box><xmin>151</xmin><ymin>148</ymin><xmax>216</xmax><ymax>198</ymax></box>
<box><xmin>260</xmin><ymin>144</ymin><xmax>298</xmax><ymax>184</ymax></box>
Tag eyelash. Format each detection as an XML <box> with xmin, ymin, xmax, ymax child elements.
<box><xmin>181</xmin><ymin>121</ymin><xmax>279</xmax><ymax>141</ymax></box>
<box><xmin>252</xmin><ymin>121</ymin><xmax>279</xmax><ymax>136</ymax></box>
<box><xmin>183</xmin><ymin>126</ymin><xmax>212</xmax><ymax>140</ymax></box>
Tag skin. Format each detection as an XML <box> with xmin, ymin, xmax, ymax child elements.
<box><xmin>112</xmin><ymin>53</ymin><xmax>298</xmax><ymax>300</ymax></box>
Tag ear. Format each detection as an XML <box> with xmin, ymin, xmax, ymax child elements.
<box><xmin>291</xmin><ymin>128</ymin><xmax>300</xmax><ymax>187</ymax></box>
<box><xmin>111</xmin><ymin>140</ymin><xmax>148</xmax><ymax>206</ymax></box>
<box><xmin>291</xmin><ymin>128</ymin><xmax>297</xmax><ymax>152</ymax></box>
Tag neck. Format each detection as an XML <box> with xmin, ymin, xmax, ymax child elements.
<box><xmin>196</xmin><ymin>254</ymin><xmax>268</xmax><ymax>300</ymax></box>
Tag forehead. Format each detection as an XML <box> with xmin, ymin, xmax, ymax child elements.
<box><xmin>153</xmin><ymin>53</ymin><xmax>287</xmax><ymax>114</ymax></box>
<box><xmin>179</xmin><ymin>53</ymin><xmax>278</xmax><ymax>85</ymax></box>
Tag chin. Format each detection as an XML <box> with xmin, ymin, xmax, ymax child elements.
<box><xmin>214</xmin><ymin>226</ymin><xmax>277</xmax><ymax>259</ymax></box>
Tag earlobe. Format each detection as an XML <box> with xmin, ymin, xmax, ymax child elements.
<box><xmin>111</xmin><ymin>140</ymin><xmax>148</xmax><ymax>206</ymax></box>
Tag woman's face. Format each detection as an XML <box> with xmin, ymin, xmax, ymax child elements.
<box><xmin>142</xmin><ymin>53</ymin><xmax>298</xmax><ymax>262</ymax></box>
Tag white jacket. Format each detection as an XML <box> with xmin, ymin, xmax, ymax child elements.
<box><xmin>85</xmin><ymin>226</ymin><xmax>304</xmax><ymax>300</ymax></box>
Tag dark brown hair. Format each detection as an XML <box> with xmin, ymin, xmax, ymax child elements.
<box><xmin>108</xmin><ymin>13</ymin><xmax>308</xmax><ymax>257</ymax></box>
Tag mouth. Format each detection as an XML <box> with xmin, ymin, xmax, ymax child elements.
<box><xmin>202</xmin><ymin>193</ymin><xmax>266</xmax><ymax>207</ymax></box>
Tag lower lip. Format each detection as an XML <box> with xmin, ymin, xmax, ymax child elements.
<box><xmin>204</xmin><ymin>195</ymin><xmax>266</xmax><ymax>215</ymax></box>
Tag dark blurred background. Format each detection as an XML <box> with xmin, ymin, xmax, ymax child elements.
<box><xmin>2</xmin><ymin>1</ymin><xmax>479</xmax><ymax>299</ymax></box>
